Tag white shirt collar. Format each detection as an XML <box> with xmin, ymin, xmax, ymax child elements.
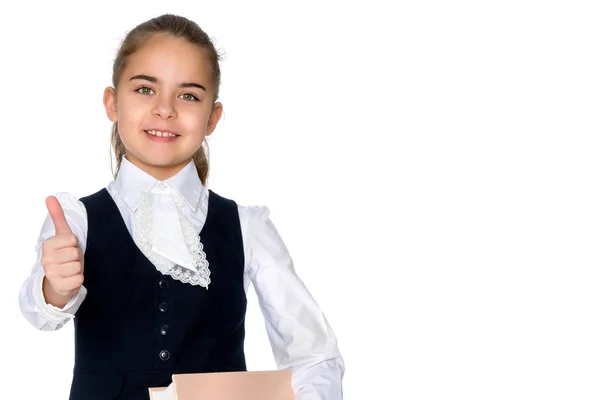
<box><xmin>112</xmin><ymin>155</ymin><xmax>211</xmax><ymax>288</ymax></box>
<box><xmin>114</xmin><ymin>155</ymin><xmax>205</xmax><ymax>213</ymax></box>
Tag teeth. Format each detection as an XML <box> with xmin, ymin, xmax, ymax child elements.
<box><xmin>147</xmin><ymin>130</ymin><xmax>177</xmax><ymax>137</ymax></box>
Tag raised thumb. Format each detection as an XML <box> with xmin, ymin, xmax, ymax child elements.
<box><xmin>46</xmin><ymin>196</ymin><xmax>73</xmax><ymax>235</ymax></box>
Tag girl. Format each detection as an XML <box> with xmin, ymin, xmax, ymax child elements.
<box><xmin>18</xmin><ymin>14</ymin><xmax>344</xmax><ymax>400</ymax></box>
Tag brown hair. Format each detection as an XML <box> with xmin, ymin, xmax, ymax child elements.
<box><xmin>109</xmin><ymin>14</ymin><xmax>223</xmax><ymax>185</ymax></box>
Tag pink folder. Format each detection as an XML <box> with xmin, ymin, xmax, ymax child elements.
<box><xmin>148</xmin><ymin>370</ymin><xmax>294</xmax><ymax>400</ymax></box>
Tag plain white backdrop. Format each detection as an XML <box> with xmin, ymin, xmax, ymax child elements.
<box><xmin>1</xmin><ymin>0</ymin><xmax>599</xmax><ymax>399</ymax></box>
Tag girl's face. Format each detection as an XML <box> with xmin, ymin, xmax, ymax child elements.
<box><xmin>103</xmin><ymin>33</ymin><xmax>222</xmax><ymax>180</ymax></box>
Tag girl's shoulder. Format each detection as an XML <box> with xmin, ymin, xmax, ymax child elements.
<box><xmin>237</xmin><ymin>203</ymin><xmax>270</xmax><ymax>221</ymax></box>
<box><xmin>208</xmin><ymin>189</ymin><xmax>271</xmax><ymax>222</ymax></box>
<box><xmin>52</xmin><ymin>191</ymin><xmax>88</xmax><ymax>215</ymax></box>
<box><xmin>48</xmin><ymin>187</ymin><xmax>109</xmax><ymax>229</ymax></box>
<box><xmin>235</xmin><ymin>202</ymin><xmax>275</xmax><ymax>240</ymax></box>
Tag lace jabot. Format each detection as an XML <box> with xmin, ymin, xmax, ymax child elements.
<box><xmin>124</xmin><ymin>183</ymin><xmax>211</xmax><ymax>288</ymax></box>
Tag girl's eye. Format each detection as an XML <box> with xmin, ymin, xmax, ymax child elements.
<box><xmin>136</xmin><ymin>87</ymin><xmax>154</xmax><ymax>95</ymax></box>
<box><xmin>180</xmin><ymin>93</ymin><xmax>199</xmax><ymax>101</ymax></box>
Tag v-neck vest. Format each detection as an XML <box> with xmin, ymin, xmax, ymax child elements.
<box><xmin>68</xmin><ymin>188</ymin><xmax>247</xmax><ymax>399</ymax></box>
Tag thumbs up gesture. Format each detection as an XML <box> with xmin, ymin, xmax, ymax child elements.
<box><xmin>40</xmin><ymin>196</ymin><xmax>84</xmax><ymax>307</ymax></box>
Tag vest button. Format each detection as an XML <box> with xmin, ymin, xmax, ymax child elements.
<box><xmin>159</xmin><ymin>350</ymin><xmax>170</xmax><ymax>361</ymax></box>
<box><xmin>160</xmin><ymin>325</ymin><xmax>169</xmax><ymax>335</ymax></box>
<box><xmin>158</xmin><ymin>302</ymin><xmax>169</xmax><ymax>312</ymax></box>
<box><xmin>158</xmin><ymin>279</ymin><xmax>169</xmax><ymax>289</ymax></box>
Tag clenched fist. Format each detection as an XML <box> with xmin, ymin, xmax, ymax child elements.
<box><xmin>41</xmin><ymin>195</ymin><xmax>84</xmax><ymax>308</ymax></box>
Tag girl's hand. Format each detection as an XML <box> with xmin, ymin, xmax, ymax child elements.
<box><xmin>40</xmin><ymin>196</ymin><xmax>85</xmax><ymax>306</ymax></box>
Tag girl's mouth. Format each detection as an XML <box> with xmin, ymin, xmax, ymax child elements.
<box><xmin>144</xmin><ymin>130</ymin><xmax>180</xmax><ymax>142</ymax></box>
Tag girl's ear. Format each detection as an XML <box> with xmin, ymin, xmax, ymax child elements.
<box><xmin>205</xmin><ymin>102</ymin><xmax>223</xmax><ymax>137</ymax></box>
<box><xmin>103</xmin><ymin>87</ymin><xmax>118</xmax><ymax>123</ymax></box>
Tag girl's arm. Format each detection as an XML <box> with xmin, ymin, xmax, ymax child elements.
<box><xmin>18</xmin><ymin>192</ymin><xmax>89</xmax><ymax>331</ymax></box>
<box><xmin>240</xmin><ymin>205</ymin><xmax>345</xmax><ymax>400</ymax></box>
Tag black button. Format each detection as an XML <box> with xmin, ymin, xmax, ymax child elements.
<box><xmin>158</xmin><ymin>279</ymin><xmax>169</xmax><ymax>289</ymax></box>
<box><xmin>158</xmin><ymin>302</ymin><xmax>169</xmax><ymax>312</ymax></box>
<box><xmin>160</xmin><ymin>325</ymin><xmax>169</xmax><ymax>335</ymax></box>
<box><xmin>159</xmin><ymin>350</ymin><xmax>170</xmax><ymax>361</ymax></box>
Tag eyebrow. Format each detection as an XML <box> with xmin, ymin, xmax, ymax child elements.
<box><xmin>129</xmin><ymin>74</ymin><xmax>206</xmax><ymax>92</ymax></box>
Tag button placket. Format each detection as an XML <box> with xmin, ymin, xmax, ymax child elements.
<box><xmin>156</xmin><ymin>277</ymin><xmax>173</xmax><ymax>366</ymax></box>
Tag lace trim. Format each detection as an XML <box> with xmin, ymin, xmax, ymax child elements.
<box><xmin>176</xmin><ymin>201</ymin><xmax>211</xmax><ymax>287</ymax></box>
<box><xmin>131</xmin><ymin>192</ymin><xmax>210</xmax><ymax>288</ymax></box>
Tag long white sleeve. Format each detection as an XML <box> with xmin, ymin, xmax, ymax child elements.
<box><xmin>240</xmin><ymin>205</ymin><xmax>345</xmax><ymax>400</ymax></box>
<box><xmin>19</xmin><ymin>185</ymin><xmax>345</xmax><ymax>399</ymax></box>
<box><xmin>18</xmin><ymin>192</ymin><xmax>89</xmax><ymax>331</ymax></box>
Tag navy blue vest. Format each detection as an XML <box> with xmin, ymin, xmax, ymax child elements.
<box><xmin>69</xmin><ymin>188</ymin><xmax>247</xmax><ymax>400</ymax></box>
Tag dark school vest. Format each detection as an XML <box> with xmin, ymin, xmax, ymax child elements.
<box><xmin>69</xmin><ymin>188</ymin><xmax>247</xmax><ymax>400</ymax></box>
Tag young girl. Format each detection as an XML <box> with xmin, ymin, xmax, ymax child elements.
<box><xmin>18</xmin><ymin>14</ymin><xmax>344</xmax><ymax>400</ymax></box>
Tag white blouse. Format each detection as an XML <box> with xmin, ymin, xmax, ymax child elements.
<box><xmin>18</xmin><ymin>156</ymin><xmax>344</xmax><ymax>400</ymax></box>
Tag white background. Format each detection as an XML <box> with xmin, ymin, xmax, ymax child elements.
<box><xmin>0</xmin><ymin>0</ymin><xmax>599</xmax><ymax>399</ymax></box>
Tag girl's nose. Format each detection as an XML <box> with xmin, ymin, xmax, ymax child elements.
<box><xmin>152</xmin><ymin>95</ymin><xmax>177</xmax><ymax>119</ymax></box>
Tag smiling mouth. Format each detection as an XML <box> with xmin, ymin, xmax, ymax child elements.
<box><xmin>144</xmin><ymin>130</ymin><xmax>180</xmax><ymax>138</ymax></box>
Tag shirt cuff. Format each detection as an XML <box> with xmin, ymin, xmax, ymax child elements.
<box><xmin>32</xmin><ymin>273</ymin><xmax>87</xmax><ymax>328</ymax></box>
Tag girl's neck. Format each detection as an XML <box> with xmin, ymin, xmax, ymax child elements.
<box><xmin>124</xmin><ymin>153</ymin><xmax>191</xmax><ymax>181</ymax></box>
